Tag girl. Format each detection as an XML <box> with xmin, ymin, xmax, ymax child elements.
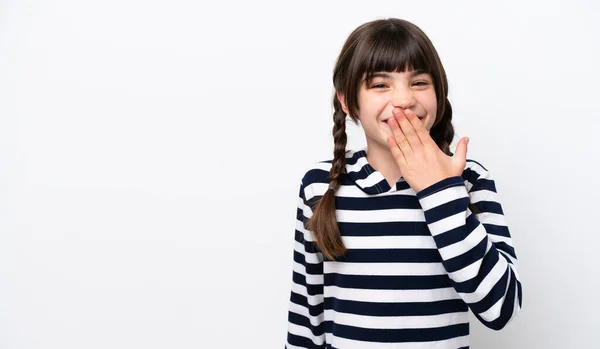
<box><xmin>285</xmin><ymin>18</ymin><xmax>522</xmax><ymax>348</ymax></box>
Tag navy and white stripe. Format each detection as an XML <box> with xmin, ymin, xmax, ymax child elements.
<box><xmin>285</xmin><ymin>147</ymin><xmax>522</xmax><ymax>349</ymax></box>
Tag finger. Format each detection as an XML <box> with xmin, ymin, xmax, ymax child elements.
<box><xmin>395</xmin><ymin>108</ymin><xmax>423</xmax><ymax>151</ymax></box>
<box><xmin>386</xmin><ymin>135</ymin><xmax>406</xmax><ymax>167</ymax></box>
<box><xmin>455</xmin><ymin>137</ymin><xmax>469</xmax><ymax>161</ymax></box>
<box><xmin>387</xmin><ymin>117</ymin><xmax>412</xmax><ymax>157</ymax></box>
<box><xmin>404</xmin><ymin>109</ymin><xmax>432</xmax><ymax>147</ymax></box>
<box><xmin>405</xmin><ymin>109</ymin><xmax>436</xmax><ymax>148</ymax></box>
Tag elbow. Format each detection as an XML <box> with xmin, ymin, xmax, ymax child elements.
<box><xmin>486</xmin><ymin>311</ymin><xmax>521</xmax><ymax>331</ymax></box>
<box><xmin>483</xmin><ymin>314</ymin><xmax>517</xmax><ymax>331</ymax></box>
<box><xmin>480</xmin><ymin>265</ymin><xmax>523</xmax><ymax>331</ymax></box>
<box><xmin>477</xmin><ymin>296</ymin><xmax>523</xmax><ymax>331</ymax></box>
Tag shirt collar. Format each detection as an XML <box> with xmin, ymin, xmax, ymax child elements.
<box><xmin>344</xmin><ymin>147</ymin><xmax>405</xmax><ymax>195</ymax></box>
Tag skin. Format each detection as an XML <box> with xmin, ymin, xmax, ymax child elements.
<box><xmin>337</xmin><ymin>69</ymin><xmax>469</xmax><ymax>193</ymax></box>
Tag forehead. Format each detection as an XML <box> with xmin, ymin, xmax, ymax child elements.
<box><xmin>363</xmin><ymin>69</ymin><xmax>429</xmax><ymax>78</ymax></box>
<box><xmin>362</xmin><ymin>70</ymin><xmax>430</xmax><ymax>80</ymax></box>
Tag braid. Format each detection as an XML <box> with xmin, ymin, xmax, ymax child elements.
<box><xmin>430</xmin><ymin>98</ymin><xmax>454</xmax><ymax>156</ymax></box>
<box><xmin>305</xmin><ymin>94</ymin><xmax>348</xmax><ymax>260</ymax></box>
<box><xmin>330</xmin><ymin>97</ymin><xmax>348</xmax><ymax>188</ymax></box>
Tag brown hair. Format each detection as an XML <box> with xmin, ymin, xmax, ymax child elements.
<box><xmin>306</xmin><ymin>18</ymin><xmax>479</xmax><ymax>260</ymax></box>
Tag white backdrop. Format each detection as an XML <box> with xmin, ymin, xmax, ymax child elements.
<box><xmin>1</xmin><ymin>0</ymin><xmax>599</xmax><ymax>348</ymax></box>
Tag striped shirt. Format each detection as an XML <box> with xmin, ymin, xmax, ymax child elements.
<box><xmin>285</xmin><ymin>147</ymin><xmax>522</xmax><ymax>349</ymax></box>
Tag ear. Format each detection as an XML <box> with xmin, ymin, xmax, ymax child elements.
<box><xmin>336</xmin><ymin>91</ymin><xmax>349</xmax><ymax>115</ymax></box>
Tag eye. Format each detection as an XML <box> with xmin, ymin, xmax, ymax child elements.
<box><xmin>413</xmin><ymin>81</ymin><xmax>429</xmax><ymax>86</ymax></box>
<box><xmin>371</xmin><ymin>83</ymin><xmax>388</xmax><ymax>89</ymax></box>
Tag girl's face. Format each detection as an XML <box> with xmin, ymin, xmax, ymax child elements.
<box><xmin>339</xmin><ymin>69</ymin><xmax>437</xmax><ymax>150</ymax></box>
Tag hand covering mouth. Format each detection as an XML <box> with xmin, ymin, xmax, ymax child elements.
<box><xmin>381</xmin><ymin>115</ymin><xmax>424</xmax><ymax>123</ymax></box>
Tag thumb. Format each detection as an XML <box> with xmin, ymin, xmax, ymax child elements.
<box><xmin>455</xmin><ymin>137</ymin><xmax>469</xmax><ymax>161</ymax></box>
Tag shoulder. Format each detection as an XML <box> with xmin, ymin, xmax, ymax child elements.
<box><xmin>461</xmin><ymin>156</ymin><xmax>497</xmax><ymax>193</ymax></box>
<box><xmin>297</xmin><ymin>157</ymin><xmax>333</xmax><ymax>201</ymax></box>
<box><xmin>298</xmin><ymin>149</ymin><xmax>359</xmax><ymax>186</ymax></box>
<box><xmin>298</xmin><ymin>148</ymin><xmax>365</xmax><ymax>201</ymax></box>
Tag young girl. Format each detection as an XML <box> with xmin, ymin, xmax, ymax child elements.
<box><xmin>285</xmin><ymin>18</ymin><xmax>522</xmax><ymax>348</ymax></box>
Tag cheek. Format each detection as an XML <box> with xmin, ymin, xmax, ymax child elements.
<box><xmin>427</xmin><ymin>93</ymin><xmax>438</xmax><ymax>114</ymax></box>
<box><xmin>358</xmin><ymin>105</ymin><xmax>384</xmax><ymax>124</ymax></box>
<box><xmin>419</xmin><ymin>91</ymin><xmax>436</xmax><ymax>111</ymax></box>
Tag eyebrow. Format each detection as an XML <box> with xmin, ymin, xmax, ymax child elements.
<box><xmin>363</xmin><ymin>70</ymin><xmax>429</xmax><ymax>82</ymax></box>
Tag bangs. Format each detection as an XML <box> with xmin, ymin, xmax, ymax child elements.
<box><xmin>357</xmin><ymin>27</ymin><xmax>433</xmax><ymax>84</ymax></box>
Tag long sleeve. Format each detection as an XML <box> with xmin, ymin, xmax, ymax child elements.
<box><xmin>285</xmin><ymin>180</ymin><xmax>326</xmax><ymax>348</ymax></box>
<box><xmin>415</xmin><ymin>162</ymin><xmax>523</xmax><ymax>330</ymax></box>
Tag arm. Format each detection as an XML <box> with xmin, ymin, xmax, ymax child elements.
<box><xmin>415</xmin><ymin>162</ymin><xmax>522</xmax><ymax>330</ymax></box>
<box><xmin>285</xmin><ymin>180</ymin><xmax>326</xmax><ymax>348</ymax></box>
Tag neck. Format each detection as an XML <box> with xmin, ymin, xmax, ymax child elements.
<box><xmin>365</xmin><ymin>140</ymin><xmax>403</xmax><ymax>188</ymax></box>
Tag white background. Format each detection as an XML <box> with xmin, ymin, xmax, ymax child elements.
<box><xmin>1</xmin><ymin>0</ymin><xmax>599</xmax><ymax>348</ymax></box>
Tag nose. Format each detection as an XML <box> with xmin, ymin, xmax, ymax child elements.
<box><xmin>391</xmin><ymin>87</ymin><xmax>416</xmax><ymax>109</ymax></box>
